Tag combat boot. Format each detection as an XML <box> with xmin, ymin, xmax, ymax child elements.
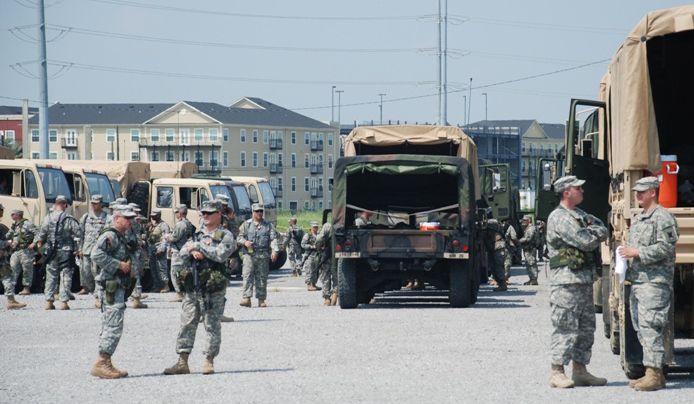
<box><xmin>77</xmin><ymin>287</ymin><xmax>89</xmax><ymax>295</ymax></box>
<box><xmin>57</xmin><ymin>301</ymin><xmax>70</xmax><ymax>310</ymax></box>
<box><xmin>159</xmin><ymin>286</ymin><xmax>170</xmax><ymax>293</ymax></box>
<box><xmin>131</xmin><ymin>297</ymin><xmax>148</xmax><ymax>309</ymax></box>
<box><xmin>239</xmin><ymin>297</ymin><xmax>251</xmax><ymax>307</ymax></box>
<box><xmin>412</xmin><ymin>280</ymin><xmax>425</xmax><ymax>290</ymax></box>
<box><xmin>220</xmin><ymin>315</ymin><xmax>235</xmax><ymax>322</ymax></box>
<box><xmin>323</xmin><ymin>297</ymin><xmax>331</xmax><ymax>306</ymax></box>
<box><xmin>550</xmin><ymin>364</ymin><xmax>575</xmax><ymax>388</ymax></box>
<box><xmin>493</xmin><ymin>282</ymin><xmax>507</xmax><ymax>292</ymax></box>
<box><xmin>330</xmin><ymin>292</ymin><xmax>338</xmax><ymax>306</ymax></box>
<box><xmin>572</xmin><ymin>362</ymin><xmax>607</xmax><ymax>386</ymax></box>
<box><xmin>202</xmin><ymin>356</ymin><xmax>214</xmax><ymax>375</ymax></box>
<box><xmin>90</xmin><ymin>352</ymin><xmax>123</xmax><ymax>379</ymax></box>
<box><xmin>19</xmin><ymin>287</ymin><xmax>30</xmax><ymax>296</ymax></box>
<box><xmin>45</xmin><ymin>301</ymin><xmax>55</xmax><ymax>310</ymax></box>
<box><xmin>94</xmin><ymin>297</ymin><xmax>101</xmax><ymax>309</ymax></box>
<box><xmin>633</xmin><ymin>367</ymin><xmax>666</xmax><ymax>391</ymax></box>
<box><xmin>170</xmin><ymin>292</ymin><xmax>183</xmax><ymax>302</ymax></box>
<box><xmin>307</xmin><ymin>284</ymin><xmax>321</xmax><ymax>291</ymax></box>
<box><xmin>163</xmin><ymin>353</ymin><xmax>190</xmax><ymax>375</ymax></box>
<box><xmin>68</xmin><ymin>292</ymin><xmax>76</xmax><ymax>301</ymax></box>
<box><xmin>105</xmin><ymin>356</ymin><xmax>128</xmax><ymax>377</ymax></box>
<box><xmin>404</xmin><ymin>280</ymin><xmax>414</xmax><ymax>289</ymax></box>
<box><xmin>258</xmin><ymin>299</ymin><xmax>267</xmax><ymax>308</ymax></box>
<box><xmin>5</xmin><ymin>296</ymin><xmax>27</xmax><ymax>310</ymax></box>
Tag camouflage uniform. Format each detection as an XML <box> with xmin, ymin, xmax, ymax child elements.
<box><xmin>504</xmin><ymin>224</ymin><xmax>517</xmax><ymax>280</ymax></box>
<box><xmin>6</xmin><ymin>217</ymin><xmax>37</xmax><ymax>293</ymax></box>
<box><xmin>0</xmin><ymin>226</ymin><xmax>14</xmax><ymax>297</ymax></box>
<box><xmin>80</xmin><ymin>209</ymin><xmax>108</xmax><ymax>293</ymax></box>
<box><xmin>285</xmin><ymin>224</ymin><xmax>304</xmax><ymax>275</ymax></box>
<box><xmin>301</xmin><ymin>230</ymin><xmax>320</xmax><ymax>287</ymax></box>
<box><xmin>519</xmin><ymin>221</ymin><xmax>539</xmax><ymax>282</ymax></box>
<box><xmin>174</xmin><ymin>224</ymin><xmax>235</xmax><ymax>357</ymax></box>
<box><xmin>488</xmin><ymin>220</ymin><xmax>506</xmax><ymax>288</ymax></box>
<box><xmin>626</xmin><ymin>204</ymin><xmax>679</xmax><ymax>368</ymax></box>
<box><xmin>546</xmin><ymin>204</ymin><xmax>607</xmax><ymax>366</ymax></box>
<box><xmin>169</xmin><ymin>217</ymin><xmax>195</xmax><ymax>293</ymax></box>
<box><xmin>147</xmin><ymin>218</ymin><xmax>171</xmax><ymax>288</ymax></box>
<box><xmin>316</xmin><ymin>222</ymin><xmax>336</xmax><ymax>300</ymax></box>
<box><xmin>35</xmin><ymin>209</ymin><xmax>81</xmax><ymax>303</ymax></box>
<box><xmin>127</xmin><ymin>218</ymin><xmax>147</xmax><ymax>299</ymax></box>
<box><xmin>238</xmin><ymin>218</ymin><xmax>279</xmax><ymax>301</ymax></box>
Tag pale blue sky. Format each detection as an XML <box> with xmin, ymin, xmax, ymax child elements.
<box><xmin>0</xmin><ymin>0</ymin><xmax>687</xmax><ymax>125</ymax></box>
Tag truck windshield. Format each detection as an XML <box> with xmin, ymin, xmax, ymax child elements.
<box><xmin>258</xmin><ymin>182</ymin><xmax>276</xmax><ymax>208</ymax></box>
<box><xmin>38</xmin><ymin>167</ymin><xmax>72</xmax><ymax>203</ymax></box>
<box><xmin>85</xmin><ymin>173</ymin><xmax>116</xmax><ymax>204</ymax></box>
<box><xmin>233</xmin><ymin>185</ymin><xmax>252</xmax><ymax>212</ymax></box>
<box><xmin>210</xmin><ymin>185</ymin><xmax>231</xmax><ymax>200</ymax></box>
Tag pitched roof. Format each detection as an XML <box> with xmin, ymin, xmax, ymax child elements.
<box><xmin>0</xmin><ymin>105</ymin><xmax>39</xmax><ymax>115</ymax></box>
<box><xmin>28</xmin><ymin>103</ymin><xmax>171</xmax><ymax>125</ymax></box>
<box><xmin>467</xmin><ymin>119</ymin><xmax>536</xmax><ymax>135</ymax></box>
<box><xmin>539</xmin><ymin>123</ymin><xmax>565</xmax><ymax>139</ymax></box>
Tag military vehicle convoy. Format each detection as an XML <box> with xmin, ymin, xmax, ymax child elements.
<box><xmin>536</xmin><ymin>6</ymin><xmax>694</xmax><ymax>378</ymax></box>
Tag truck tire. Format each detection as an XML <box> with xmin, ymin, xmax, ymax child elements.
<box><xmin>449</xmin><ymin>261</ymin><xmax>472</xmax><ymax>308</ymax></box>
<box><xmin>338</xmin><ymin>258</ymin><xmax>357</xmax><ymax>309</ymax></box>
<box><xmin>270</xmin><ymin>250</ymin><xmax>287</xmax><ymax>270</ymax></box>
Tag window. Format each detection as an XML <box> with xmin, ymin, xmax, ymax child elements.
<box><xmin>179</xmin><ymin>186</ymin><xmax>209</xmax><ymax>210</ymax></box>
<box><xmin>223</xmin><ymin>151</ymin><xmax>229</xmax><ymax>167</ymax></box>
<box><xmin>291</xmin><ymin>131</ymin><xmax>296</xmax><ymax>144</ymax></box>
<box><xmin>240</xmin><ymin>151</ymin><xmax>246</xmax><ymax>167</ymax></box>
<box><xmin>277</xmin><ymin>153</ymin><xmax>283</xmax><ymax>166</ymax></box>
<box><xmin>240</xmin><ymin>129</ymin><xmax>246</xmax><ymax>143</ymax></box>
<box><xmin>304</xmin><ymin>177</ymin><xmax>309</xmax><ymax>192</ymax></box>
<box><xmin>107</xmin><ymin>151</ymin><xmax>114</xmax><ymax>161</ymax></box>
<box><xmin>165</xmin><ymin>128</ymin><xmax>175</xmax><ymax>142</ymax></box>
<box><xmin>130</xmin><ymin>151</ymin><xmax>140</xmax><ymax>161</ymax></box>
<box><xmin>304</xmin><ymin>132</ymin><xmax>310</xmax><ymax>145</ymax></box>
<box><xmin>64</xmin><ymin>129</ymin><xmax>77</xmax><ymax>146</ymax></box>
<box><xmin>291</xmin><ymin>153</ymin><xmax>296</xmax><ymax>168</ymax></box>
<box><xmin>328</xmin><ymin>154</ymin><xmax>333</xmax><ymax>169</ymax></box>
<box><xmin>179</xmin><ymin>128</ymin><xmax>190</xmax><ymax>145</ymax></box>
<box><xmin>130</xmin><ymin>128</ymin><xmax>140</xmax><ymax>142</ymax></box>
<box><xmin>252</xmin><ymin>152</ymin><xmax>258</xmax><ymax>167</ymax></box>
<box><xmin>194</xmin><ymin>128</ymin><xmax>204</xmax><ymax>142</ymax></box>
<box><xmin>157</xmin><ymin>186</ymin><xmax>173</xmax><ymax>208</ymax></box>
<box><xmin>181</xmin><ymin>150</ymin><xmax>190</xmax><ymax>162</ymax></box>
<box><xmin>31</xmin><ymin>152</ymin><xmax>39</xmax><ymax>159</ymax></box>
<box><xmin>106</xmin><ymin>128</ymin><xmax>116</xmax><ymax>142</ymax></box>
<box><xmin>263</xmin><ymin>152</ymin><xmax>268</xmax><ymax>168</ymax></box>
<box><xmin>195</xmin><ymin>151</ymin><xmax>204</xmax><ymax>167</ymax></box>
<box><xmin>150</xmin><ymin>128</ymin><xmax>160</xmax><ymax>142</ymax></box>
<box><xmin>304</xmin><ymin>200</ymin><xmax>310</xmax><ymax>210</ymax></box>
<box><xmin>49</xmin><ymin>129</ymin><xmax>58</xmax><ymax>143</ymax></box>
<box><xmin>4</xmin><ymin>130</ymin><xmax>15</xmax><ymax>143</ymax></box>
<box><xmin>252</xmin><ymin>129</ymin><xmax>258</xmax><ymax>143</ymax></box>
<box><xmin>328</xmin><ymin>133</ymin><xmax>334</xmax><ymax>146</ymax></box>
<box><xmin>223</xmin><ymin>128</ymin><xmax>229</xmax><ymax>142</ymax></box>
<box><xmin>151</xmin><ymin>150</ymin><xmax>160</xmax><ymax>161</ymax></box>
<box><xmin>49</xmin><ymin>152</ymin><xmax>58</xmax><ymax>160</ymax></box>
<box><xmin>166</xmin><ymin>150</ymin><xmax>175</xmax><ymax>161</ymax></box>
<box><xmin>329</xmin><ymin>177</ymin><xmax>333</xmax><ymax>192</ymax></box>
<box><xmin>210</xmin><ymin>150</ymin><xmax>219</xmax><ymax>167</ymax></box>
<box><xmin>263</xmin><ymin>130</ymin><xmax>269</xmax><ymax>144</ymax></box>
<box><xmin>31</xmin><ymin>129</ymin><xmax>39</xmax><ymax>142</ymax></box>
<box><xmin>304</xmin><ymin>154</ymin><xmax>309</xmax><ymax>168</ymax></box>
<box><xmin>291</xmin><ymin>177</ymin><xmax>296</xmax><ymax>192</ymax></box>
<box><xmin>66</xmin><ymin>151</ymin><xmax>77</xmax><ymax>160</ymax></box>
<box><xmin>209</xmin><ymin>128</ymin><xmax>218</xmax><ymax>142</ymax></box>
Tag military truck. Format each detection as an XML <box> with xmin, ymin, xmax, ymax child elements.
<box><xmin>332</xmin><ymin>125</ymin><xmax>481</xmax><ymax>308</ymax></box>
<box><xmin>535</xmin><ymin>6</ymin><xmax>694</xmax><ymax>378</ymax></box>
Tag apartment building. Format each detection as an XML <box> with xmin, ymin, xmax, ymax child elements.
<box><xmin>26</xmin><ymin>97</ymin><xmax>338</xmax><ymax>212</ymax></box>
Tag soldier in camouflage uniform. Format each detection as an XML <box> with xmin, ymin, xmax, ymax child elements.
<box><xmin>487</xmin><ymin>219</ymin><xmax>507</xmax><ymax>292</ymax></box>
<box><xmin>302</xmin><ymin>222</ymin><xmax>321</xmax><ymax>292</ymax></box>
<box><xmin>214</xmin><ymin>195</ymin><xmax>236</xmax><ymax>323</ymax></box>
<box><xmin>620</xmin><ymin>177</ymin><xmax>679</xmax><ymax>391</ymax></box>
<box><xmin>285</xmin><ymin>217</ymin><xmax>304</xmax><ymax>276</ymax></box>
<box><xmin>31</xmin><ymin>195</ymin><xmax>81</xmax><ymax>310</ymax></box>
<box><xmin>519</xmin><ymin>215</ymin><xmax>539</xmax><ymax>285</ymax></box>
<box><xmin>163</xmin><ymin>200</ymin><xmax>235</xmax><ymax>376</ymax></box>
<box><xmin>238</xmin><ymin>203</ymin><xmax>279</xmax><ymax>308</ymax></box>
<box><xmin>147</xmin><ymin>210</ymin><xmax>171</xmax><ymax>292</ymax></box>
<box><xmin>2</xmin><ymin>206</ymin><xmax>28</xmax><ymax>309</ymax></box>
<box><xmin>7</xmin><ymin>209</ymin><xmax>37</xmax><ymax>298</ymax></box>
<box><xmin>167</xmin><ymin>204</ymin><xmax>195</xmax><ymax>302</ymax></box>
<box><xmin>316</xmin><ymin>222</ymin><xmax>338</xmax><ymax>305</ymax></box>
<box><xmin>79</xmin><ymin>195</ymin><xmax>108</xmax><ymax>307</ymax></box>
<box><xmin>126</xmin><ymin>203</ymin><xmax>147</xmax><ymax>309</ymax></box>
<box><xmin>503</xmin><ymin>220</ymin><xmax>518</xmax><ymax>281</ymax></box>
<box><xmin>546</xmin><ymin>176</ymin><xmax>608</xmax><ymax>388</ymax></box>
<box><xmin>89</xmin><ymin>205</ymin><xmax>137</xmax><ymax>379</ymax></box>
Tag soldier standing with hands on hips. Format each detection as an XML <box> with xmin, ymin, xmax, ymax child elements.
<box><xmin>238</xmin><ymin>203</ymin><xmax>279</xmax><ymax>308</ymax></box>
<box><xmin>619</xmin><ymin>176</ymin><xmax>679</xmax><ymax>391</ymax></box>
<box><xmin>546</xmin><ymin>176</ymin><xmax>608</xmax><ymax>388</ymax></box>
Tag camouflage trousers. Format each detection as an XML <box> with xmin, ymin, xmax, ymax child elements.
<box><xmin>492</xmin><ymin>249</ymin><xmax>506</xmax><ymax>285</ymax></box>
<box><xmin>170</xmin><ymin>250</ymin><xmax>183</xmax><ymax>293</ymax></box>
<box><xmin>130</xmin><ymin>249</ymin><xmax>143</xmax><ymax>298</ymax></box>
<box><xmin>98</xmin><ymin>285</ymin><xmax>126</xmax><ymax>356</ymax></box>
<box><xmin>1</xmin><ymin>259</ymin><xmax>18</xmax><ymax>297</ymax></box>
<box><xmin>46</xmin><ymin>251</ymin><xmax>75</xmax><ymax>302</ymax></box>
<box><xmin>80</xmin><ymin>254</ymin><xmax>96</xmax><ymax>292</ymax></box>
<box><xmin>175</xmin><ymin>289</ymin><xmax>226</xmax><ymax>358</ymax></box>
<box><xmin>287</xmin><ymin>245</ymin><xmax>302</xmax><ymax>273</ymax></box>
<box><xmin>241</xmin><ymin>253</ymin><xmax>270</xmax><ymax>300</ymax></box>
<box><xmin>550</xmin><ymin>284</ymin><xmax>595</xmax><ymax>366</ymax></box>
<box><xmin>630</xmin><ymin>282</ymin><xmax>672</xmax><ymax>368</ymax></box>
<box><xmin>523</xmin><ymin>248</ymin><xmax>538</xmax><ymax>281</ymax></box>
<box><xmin>504</xmin><ymin>247</ymin><xmax>513</xmax><ymax>280</ymax></box>
<box><xmin>10</xmin><ymin>250</ymin><xmax>35</xmax><ymax>291</ymax></box>
<box><xmin>303</xmin><ymin>253</ymin><xmax>320</xmax><ymax>285</ymax></box>
<box><xmin>149</xmin><ymin>246</ymin><xmax>169</xmax><ymax>287</ymax></box>
<box><xmin>318</xmin><ymin>254</ymin><xmax>336</xmax><ymax>299</ymax></box>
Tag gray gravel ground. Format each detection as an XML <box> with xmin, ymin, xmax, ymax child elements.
<box><xmin>1</xmin><ymin>261</ymin><xmax>693</xmax><ymax>404</ymax></box>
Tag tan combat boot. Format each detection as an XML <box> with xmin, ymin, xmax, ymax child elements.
<box><xmin>159</xmin><ymin>286</ymin><xmax>171</xmax><ymax>293</ymax></box>
<box><xmin>239</xmin><ymin>297</ymin><xmax>251</xmax><ymax>307</ymax></box>
<box><xmin>45</xmin><ymin>301</ymin><xmax>55</xmax><ymax>310</ymax></box>
<box><xmin>258</xmin><ymin>299</ymin><xmax>267</xmax><ymax>308</ymax></box>
<box><xmin>493</xmin><ymin>282</ymin><xmax>508</xmax><ymax>292</ymax></box>
<box><xmin>572</xmin><ymin>362</ymin><xmax>607</xmax><ymax>386</ymax></box>
<box><xmin>202</xmin><ymin>356</ymin><xmax>214</xmax><ymax>375</ymax></box>
<box><xmin>634</xmin><ymin>367</ymin><xmax>666</xmax><ymax>391</ymax></box>
<box><xmin>220</xmin><ymin>315</ymin><xmax>235</xmax><ymax>322</ymax></box>
<box><xmin>550</xmin><ymin>364</ymin><xmax>575</xmax><ymax>388</ymax></box>
<box><xmin>131</xmin><ymin>297</ymin><xmax>148</xmax><ymax>309</ymax></box>
<box><xmin>57</xmin><ymin>301</ymin><xmax>70</xmax><ymax>310</ymax></box>
<box><xmin>163</xmin><ymin>353</ymin><xmax>190</xmax><ymax>375</ymax></box>
<box><xmin>170</xmin><ymin>292</ymin><xmax>183</xmax><ymax>302</ymax></box>
<box><xmin>90</xmin><ymin>352</ymin><xmax>123</xmax><ymax>379</ymax></box>
<box><xmin>307</xmin><ymin>284</ymin><xmax>321</xmax><ymax>291</ymax></box>
<box><xmin>19</xmin><ymin>287</ymin><xmax>30</xmax><ymax>296</ymax></box>
<box><xmin>77</xmin><ymin>287</ymin><xmax>89</xmax><ymax>295</ymax></box>
<box><xmin>6</xmin><ymin>296</ymin><xmax>27</xmax><ymax>310</ymax></box>
<box><xmin>323</xmin><ymin>297</ymin><xmax>331</xmax><ymax>306</ymax></box>
<box><xmin>105</xmin><ymin>356</ymin><xmax>128</xmax><ymax>377</ymax></box>
<box><xmin>330</xmin><ymin>292</ymin><xmax>338</xmax><ymax>306</ymax></box>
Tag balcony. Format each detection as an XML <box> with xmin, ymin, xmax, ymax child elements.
<box><xmin>310</xmin><ymin>187</ymin><xmax>324</xmax><ymax>198</ymax></box>
<box><xmin>310</xmin><ymin>140</ymin><xmax>324</xmax><ymax>151</ymax></box>
<box><xmin>269</xmin><ymin>138</ymin><xmax>283</xmax><ymax>150</ymax></box>
<box><xmin>310</xmin><ymin>163</ymin><xmax>324</xmax><ymax>175</ymax></box>
<box><xmin>273</xmin><ymin>186</ymin><xmax>283</xmax><ymax>198</ymax></box>
<box><xmin>270</xmin><ymin>162</ymin><xmax>283</xmax><ymax>174</ymax></box>
<box><xmin>138</xmin><ymin>138</ymin><xmax>222</xmax><ymax>148</ymax></box>
<box><xmin>61</xmin><ymin>138</ymin><xmax>78</xmax><ymax>149</ymax></box>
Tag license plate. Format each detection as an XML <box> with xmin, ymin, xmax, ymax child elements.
<box><xmin>443</xmin><ymin>252</ymin><xmax>469</xmax><ymax>259</ymax></box>
<box><xmin>335</xmin><ymin>252</ymin><xmax>361</xmax><ymax>258</ymax></box>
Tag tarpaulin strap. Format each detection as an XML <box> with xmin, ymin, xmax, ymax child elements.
<box><xmin>346</xmin><ymin>203</ymin><xmax>459</xmax><ymax>217</ymax></box>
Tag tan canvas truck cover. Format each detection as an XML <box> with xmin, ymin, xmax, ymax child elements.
<box><xmin>149</xmin><ymin>161</ymin><xmax>198</xmax><ymax>179</ymax></box>
<box><xmin>57</xmin><ymin>161</ymin><xmax>150</xmax><ymax>197</ymax></box>
<box><xmin>343</xmin><ymin>125</ymin><xmax>480</xmax><ymax>199</ymax></box>
<box><xmin>604</xmin><ymin>5</ymin><xmax>694</xmax><ymax>174</ymax></box>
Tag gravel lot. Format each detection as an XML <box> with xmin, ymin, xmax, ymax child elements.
<box><xmin>1</xmin><ymin>261</ymin><xmax>693</xmax><ymax>404</ymax></box>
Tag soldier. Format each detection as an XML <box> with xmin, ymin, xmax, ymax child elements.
<box><xmin>163</xmin><ymin>200</ymin><xmax>235</xmax><ymax>376</ymax></box>
<box><xmin>79</xmin><ymin>195</ymin><xmax>108</xmax><ymax>307</ymax></box>
<box><xmin>619</xmin><ymin>177</ymin><xmax>679</xmax><ymax>391</ymax></box>
<box><xmin>89</xmin><ymin>205</ymin><xmax>137</xmax><ymax>379</ymax></box>
<box><xmin>537</xmin><ymin>220</ymin><xmax>548</xmax><ymax>260</ymax></box>
<box><xmin>7</xmin><ymin>209</ymin><xmax>37</xmax><ymax>298</ymax></box>
<box><xmin>238</xmin><ymin>203</ymin><xmax>279</xmax><ymax>308</ymax></box>
<box><xmin>488</xmin><ymin>219</ymin><xmax>507</xmax><ymax>292</ymax></box>
<box><xmin>126</xmin><ymin>203</ymin><xmax>147</xmax><ymax>309</ymax></box>
<box><xmin>546</xmin><ymin>175</ymin><xmax>608</xmax><ymax>388</ymax></box>
<box><xmin>518</xmin><ymin>215</ymin><xmax>539</xmax><ymax>285</ymax></box>
<box><xmin>302</xmin><ymin>221</ymin><xmax>321</xmax><ymax>292</ymax></box>
<box><xmin>316</xmin><ymin>222</ymin><xmax>337</xmax><ymax>305</ymax></box>
<box><xmin>285</xmin><ymin>217</ymin><xmax>304</xmax><ymax>277</ymax></box>
<box><xmin>355</xmin><ymin>210</ymin><xmax>373</xmax><ymax>227</ymax></box>
<box><xmin>2</xmin><ymin>206</ymin><xmax>27</xmax><ymax>309</ymax></box>
<box><xmin>214</xmin><ymin>196</ymin><xmax>236</xmax><ymax>323</ymax></box>
<box><xmin>31</xmin><ymin>195</ymin><xmax>81</xmax><ymax>310</ymax></box>
<box><xmin>503</xmin><ymin>220</ymin><xmax>518</xmax><ymax>282</ymax></box>
<box><xmin>147</xmin><ymin>210</ymin><xmax>171</xmax><ymax>293</ymax></box>
<box><xmin>167</xmin><ymin>204</ymin><xmax>195</xmax><ymax>302</ymax></box>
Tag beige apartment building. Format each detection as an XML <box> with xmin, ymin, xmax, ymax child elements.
<box><xmin>26</xmin><ymin>97</ymin><xmax>338</xmax><ymax>212</ymax></box>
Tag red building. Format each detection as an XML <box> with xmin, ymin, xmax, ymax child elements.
<box><xmin>0</xmin><ymin>105</ymin><xmax>37</xmax><ymax>146</ymax></box>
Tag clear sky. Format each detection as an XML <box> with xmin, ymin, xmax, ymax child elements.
<box><xmin>0</xmin><ymin>0</ymin><xmax>687</xmax><ymax>126</ymax></box>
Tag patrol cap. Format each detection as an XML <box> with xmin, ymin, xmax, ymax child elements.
<box><xmin>553</xmin><ymin>175</ymin><xmax>585</xmax><ymax>193</ymax></box>
<box><xmin>522</xmin><ymin>215</ymin><xmax>532</xmax><ymax>222</ymax></box>
<box><xmin>150</xmin><ymin>209</ymin><xmax>161</xmax><ymax>217</ymax></box>
<box><xmin>128</xmin><ymin>203</ymin><xmax>141</xmax><ymax>212</ymax></box>
<box><xmin>632</xmin><ymin>176</ymin><xmax>660</xmax><ymax>192</ymax></box>
<box><xmin>175</xmin><ymin>204</ymin><xmax>188</xmax><ymax>213</ymax></box>
<box><xmin>252</xmin><ymin>203</ymin><xmax>264</xmax><ymax>212</ymax></box>
<box><xmin>11</xmin><ymin>208</ymin><xmax>23</xmax><ymax>216</ymax></box>
<box><xmin>310</xmin><ymin>221</ymin><xmax>319</xmax><ymax>227</ymax></box>
<box><xmin>215</xmin><ymin>194</ymin><xmax>230</xmax><ymax>205</ymax></box>
<box><xmin>112</xmin><ymin>205</ymin><xmax>136</xmax><ymax>219</ymax></box>
<box><xmin>115</xmin><ymin>197</ymin><xmax>128</xmax><ymax>205</ymax></box>
<box><xmin>200</xmin><ymin>200</ymin><xmax>221</xmax><ymax>213</ymax></box>
<box><xmin>55</xmin><ymin>195</ymin><xmax>68</xmax><ymax>204</ymax></box>
<box><xmin>90</xmin><ymin>194</ymin><xmax>103</xmax><ymax>204</ymax></box>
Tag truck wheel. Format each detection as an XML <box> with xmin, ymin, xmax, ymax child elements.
<box><xmin>449</xmin><ymin>261</ymin><xmax>472</xmax><ymax>308</ymax></box>
<box><xmin>338</xmin><ymin>259</ymin><xmax>357</xmax><ymax>309</ymax></box>
<box><xmin>270</xmin><ymin>250</ymin><xmax>287</xmax><ymax>270</ymax></box>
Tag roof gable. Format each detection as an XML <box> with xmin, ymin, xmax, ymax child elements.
<box><xmin>144</xmin><ymin>101</ymin><xmax>220</xmax><ymax>125</ymax></box>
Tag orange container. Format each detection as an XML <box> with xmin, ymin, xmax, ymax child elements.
<box><xmin>659</xmin><ymin>155</ymin><xmax>679</xmax><ymax>208</ymax></box>
<box><xmin>419</xmin><ymin>222</ymin><xmax>440</xmax><ymax>231</ymax></box>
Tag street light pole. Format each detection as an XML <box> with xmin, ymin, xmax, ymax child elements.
<box><xmin>336</xmin><ymin>90</ymin><xmax>344</xmax><ymax>124</ymax></box>
<box><xmin>462</xmin><ymin>95</ymin><xmax>466</xmax><ymax>128</ymax></box>
<box><xmin>378</xmin><ymin>93</ymin><xmax>386</xmax><ymax>125</ymax></box>
<box><xmin>331</xmin><ymin>85</ymin><xmax>336</xmax><ymax>123</ymax></box>
<box><xmin>482</xmin><ymin>92</ymin><xmax>488</xmax><ymax>122</ymax></box>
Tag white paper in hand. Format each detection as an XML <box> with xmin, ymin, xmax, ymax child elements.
<box><xmin>615</xmin><ymin>246</ymin><xmax>627</xmax><ymax>284</ymax></box>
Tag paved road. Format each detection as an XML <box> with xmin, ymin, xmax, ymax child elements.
<box><xmin>1</xmin><ymin>262</ymin><xmax>692</xmax><ymax>403</ymax></box>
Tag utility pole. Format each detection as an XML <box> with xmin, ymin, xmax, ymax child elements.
<box><xmin>482</xmin><ymin>92</ymin><xmax>488</xmax><ymax>122</ymax></box>
<box><xmin>38</xmin><ymin>0</ymin><xmax>49</xmax><ymax>159</ymax></box>
<box><xmin>467</xmin><ymin>77</ymin><xmax>472</xmax><ymax>126</ymax></box>
<box><xmin>331</xmin><ymin>85</ymin><xmax>336</xmax><ymax>123</ymax></box>
<box><xmin>336</xmin><ymin>90</ymin><xmax>344</xmax><ymax>124</ymax></box>
<box><xmin>462</xmin><ymin>95</ymin><xmax>466</xmax><ymax>128</ymax></box>
<box><xmin>378</xmin><ymin>93</ymin><xmax>386</xmax><ymax>125</ymax></box>
<box><xmin>442</xmin><ymin>0</ymin><xmax>448</xmax><ymax>125</ymax></box>
<box><xmin>437</xmin><ymin>0</ymin><xmax>442</xmax><ymax>125</ymax></box>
